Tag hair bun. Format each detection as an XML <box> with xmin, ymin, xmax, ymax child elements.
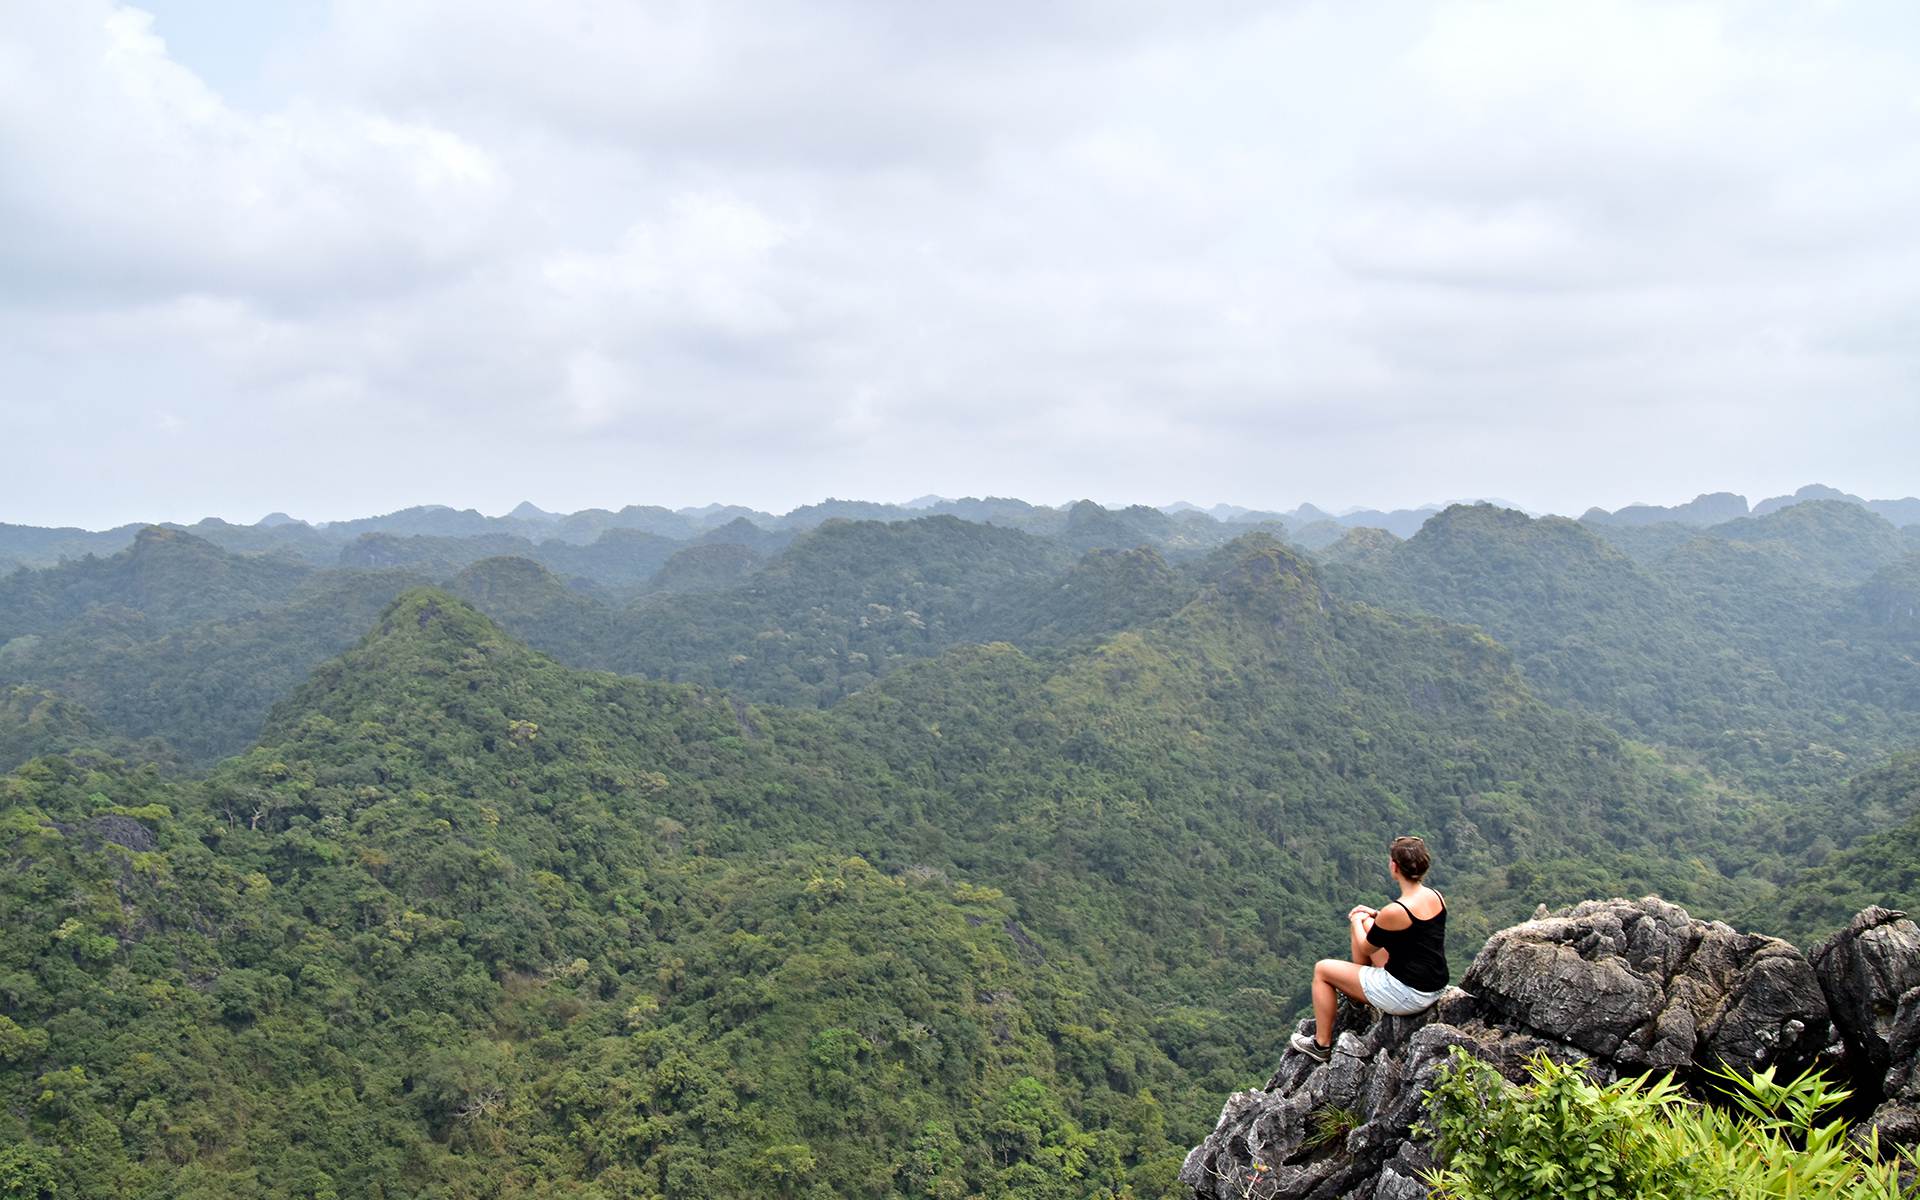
<box><xmin>1390</xmin><ymin>835</ymin><xmax>1431</xmax><ymax>881</ymax></box>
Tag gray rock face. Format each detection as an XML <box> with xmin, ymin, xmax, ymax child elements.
<box><xmin>1813</xmin><ymin>907</ymin><xmax>1920</xmax><ymax>1077</ymax></box>
<box><xmin>1465</xmin><ymin>897</ymin><xmax>1830</xmax><ymax>1075</ymax></box>
<box><xmin>1179</xmin><ymin>989</ymin><xmax>1590</xmax><ymax>1200</ymax></box>
<box><xmin>1812</xmin><ymin>907</ymin><xmax>1920</xmax><ymax>1142</ymax></box>
<box><xmin>1884</xmin><ymin>989</ymin><xmax>1920</xmax><ymax>1144</ymax></box>
<box><xmin>1181</xmin><ymin>897</ymin><xmax>1842</xmax><ymax>1200</ymax></box>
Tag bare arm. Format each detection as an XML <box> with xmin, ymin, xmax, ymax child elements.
<box><xmin>1370</xmin><ymin>903</ymin><xmax>1411</xmax><ymax>932</ymax></box>
<box><xmin>1348</xmin><ymin>911</ymin><xmax>1376</xmax><ymax>964</ymax></box>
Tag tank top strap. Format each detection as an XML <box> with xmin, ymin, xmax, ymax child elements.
<box><xmin>1394</xmin><ymin>892</ymin><xmax>1444</xmax><ymax>922</ymax></box>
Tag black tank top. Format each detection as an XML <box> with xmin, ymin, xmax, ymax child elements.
<box><xmin>1366</xmin><ymin>891</ymin><xmax>1448</xmax><ymax>992</ymax></box>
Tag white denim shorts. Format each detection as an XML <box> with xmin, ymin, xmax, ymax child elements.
<box><xmin>1359</xmin><ymin>965</ymin><xmax>1445</xmax><ymax>1016</ymax></box>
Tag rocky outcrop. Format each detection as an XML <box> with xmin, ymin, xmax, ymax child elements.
<box><xmin>1812</xmin><ymin>907</ymin><xmax>1920</xmax><ymax>1143</ymax></box>
<box><xmin>1181</xmin><ymin>897</ymin><xmax>1869</xmax><ymax>1200</ymax></box>
<box><xmin>1465</xmin><ymin>897</ymin><xmax>1829</xmax><ymax>1075</ymax></box>
<box><xmin>1178</xmin><ymin>990</ymin><xmax>1584</xmax><ymax>1200</ymax></box>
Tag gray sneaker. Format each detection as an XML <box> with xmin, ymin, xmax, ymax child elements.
<box><xmin>1289</xmin><ymin>1031</ymin><xmax>1331</xmax><ymax>1062</ymax></box>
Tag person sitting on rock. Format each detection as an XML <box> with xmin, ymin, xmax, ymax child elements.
<box><xmin>1290</xmin><ymin>835</ymin><xmax>1448</xmax><ymax>1062</ymax></box>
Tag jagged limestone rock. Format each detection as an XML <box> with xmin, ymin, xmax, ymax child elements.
<box><xmin>1465</xmin><ymin>896</ymin><xmax>1830</xmax><ymax>1075</ymax></box>
<box><xmin>1181</xmin><ymin>898</ymin><xmax>1841</xmax><ymax>1200</ymax></box>
<box><xmin>1813</xmin><ymin>907</ymin><xmax>1920</xmax><ymax>1076</ymax></box>
<box><xmin>1812</xmin><ymin>907</ymin><xmax>1920</xmax><ymax>1143</ymax></box>
<box><xmin>1179</xmin><ymin>988</ymin><xmax>1584</xmax><ymax>1200</ymax></box>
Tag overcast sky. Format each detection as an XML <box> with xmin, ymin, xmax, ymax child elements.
<box><xmin>3</xmin><ymin>1</ymin><xmax>1917</xmax><ymax>528</ymax></box>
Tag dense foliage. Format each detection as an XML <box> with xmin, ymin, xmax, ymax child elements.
<box><xmin>1754</xmin><ymin>754</ymin><xmax>1920</xmax><ymax>942</ymax></box>
<box><xmin>597</xmin><ymin>518</ymin><xmax>1075</xmax><ymax>706</ymax></box>
<box><xmin>0</xmin><ymin>549</ymin><xmax>1774</xmax><ymax>1198</ymax></box>
<box><xmin>1424</xmin><ymin>1050</ymin><xmax>1919</xmax><ymax>1199</ymax></box>
<box><xmin>342</xmin><ymin>529</ymin><xmax>689</xmax><ymax>594</ymax></box>
<box><xmin>1</xmin><ymin>492</ymin><xmax>1916</xmax><ymax>1197</ymax></box>
<box><xmin>0</xmin><ymin>570</ymin><xmax>424</xmax><ymax>766</ymax></box>
<box><xmin>0</xmin><ymin>527</ymin><xmax>312</xmax><ymax>642</ymax></box>
<box><xmin>645</xmin><ymin>543</ymin><xmax>766</xmax><ymax>595</ymax></box>
<box><xmin>1328</xmin><ymin>502</ymin><xmax>1920</xmax><ymax>798</ymax></box>
<box><xmin>0</xmin><ymin>599</ymin><xmax>1202</xmax><ymax>1198</ymax></box>
<box><xmin>0</xmin><ymin>686</ymin><xmax>124</xmax><ymax>770</ymax></box>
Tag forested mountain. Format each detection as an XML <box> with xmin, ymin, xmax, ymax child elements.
<box><xmin>5</xmin><ymin>490</ymin><xmax>1916</xmax><ymax>786</ymax></box>
<box><xmin>1324</xmin><ymin>504</ymin><xmax>1725</xmax><ymax>720</ymax></box>
<box><xmin>342</xmin><ymin>529</ymin><xmax>685</xmax><ymax>594</ymax></box>
<box><xmin>2</xmin><ymin>489</ymin><xmax>1918</xmax><ymax>1197</ymax></box>
<box><xmin>0</xmin><ymin>686</ymin><xmax>125</xmax><ymax>770</ymax></box>
<box><xmin>1581</xmin><ymin>490</ymin><xmax>1750</xmax><ymax>527</ymax></box>
<box><xmin>1580</xmin><ymin>483</ymin><xmax>1920</xmax><ymax>529</ymax></box>
<box><xmin>9</xmin><ymin>483</ymin><xmax>1917</xmax><ymax>572</ymax></box>
<box><xmin>0</xmin><ymin>521</ymin><xmax>152</xmax><ymax>565</ymax></box>
<box><xmin>1327</xmin><ymin>502</ymin><xmax>1920</xmax><ymax>792</ymax></box>
<box><xmin>0</xmin><ymin>527</ymin><xmax>313</xmax><ymax>641</ymax></box>
<box><xmin>597</xmin><ymin>518</ymin><xmax>1074</xmax><ymax>705</ymax></box>
<box><xmin>1703</xmin><ymin>499</ymin><xmax>1912</xmax><ymax>586</ymax></box>
<box><xmin>1753</xmin><ymin>754</ymin><xmax>1920</xmax><ymax>941</ymax></box>
<box><xmin>5</xmin><ymin>491</ymin><xmax>1918</xmax><ymax>786</ymax></box>
<box><xmin>647</xmin><ymin>543</ymin><xmax>766</xmax><ymax>594</ymax></box>
<box><xmin>0</xmin><ymin>570</ymin><xmax>425</xmax><ymax>763</ymax></box>
<box><xmin>0</xmin><ymin>532</ymin><xmax>428</xmax><ymax>765</ymax></box>
<box><xmin>0</xmin><ymin>547</ymin><xmax>1772</xmax><ymax>1198</ymax></box>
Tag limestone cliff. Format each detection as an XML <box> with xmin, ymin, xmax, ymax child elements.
<box><xmin>1181</xmin><ymin>898</ymin><xmax>1919</xmax><ymax>1200</ymax></box>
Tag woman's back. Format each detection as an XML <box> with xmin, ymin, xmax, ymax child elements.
<box><xmin>1369</xmin><ymin>888</ymin><xmax>1448</xmax><ymax>992</ymax></box>
<box><xmin>1396</xmin><ymin>885</ymin><xmax>1443</xmax><ymax>922</ymax></box>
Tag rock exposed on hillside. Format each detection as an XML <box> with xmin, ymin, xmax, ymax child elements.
<box><xmin>1179</xmin><ymin>990</ymin><xmax>1588</xmax><ymax>1200</ymax></box>
<box><xmin>1882</xmin><ymin>1019</ymin><xmax>1920</xmax><ymax>1143</ymax></box>
<box><xmin>1465</xmin><ymin>896</ymin><xmax>1829</xmax><ymax>1074</ymax></box>
<box><xmin>1812</xmin><ymin>907</ymin><xmax>1920</xmax><ymax>1143</ymax></box>
<box><xmin>1181</xmin><ymin>897</ymin><xmax>1846</xmax><ymax>1200</ymax></box>
<box><xmin>1814</xmin><ymin>908</ymin><xmax>1920</xmax><ymax>1076</ymax></box>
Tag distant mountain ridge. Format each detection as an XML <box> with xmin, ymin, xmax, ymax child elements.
<box><xmin>6</xmin><ymin>489</ymin><xmax>1917</xmax><ymax>776</ymax></box>
<box><xmin>5</xmin><ymin>482</ymin><xmax>1915</xmax><ymax>570</ymax></box>
<box><xmin>1325</xmin><ymin>499</ymin><xmax>1920</xmax><ymax>794</ymax></box>
<box><xmin>1582</xmin><ymin>483</ymin><xmax>1920</xmax><ymax>528</ymax></box>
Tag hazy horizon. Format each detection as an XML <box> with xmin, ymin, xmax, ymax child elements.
<box><xmin>6</xmin><ymin>480</ymin><xmax>1914</xmax><ymax>535</ymax></box>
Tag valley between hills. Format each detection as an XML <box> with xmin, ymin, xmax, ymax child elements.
<box><xmin>2</xmin><ymin>487</ymin><xmax>1917</xmax><ymax>1197</ymax></box>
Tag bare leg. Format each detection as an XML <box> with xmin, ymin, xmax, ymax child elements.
<box><xmin>1311</xmin><ymin>959</ymin><xmax>1370</xmax><ymax>1045</ymax></box>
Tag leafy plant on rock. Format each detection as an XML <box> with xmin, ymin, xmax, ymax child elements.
<box><xmin>1423</xmin><ymin>1048</ymin><xmax>1920</xmax><ymax>1200</ymax></box>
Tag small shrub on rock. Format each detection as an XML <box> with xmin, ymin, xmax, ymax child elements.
<box><xmin>1423</xmin><ymin>1048</ymin><xmax>1920</xmax><ymax>1200</ymax></box>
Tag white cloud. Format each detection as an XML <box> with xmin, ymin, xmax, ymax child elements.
<box><xmin>1</xmin><ymin>0</ymin><xmax>1918</xmax><ymax>526</ymax></box>
<box><xmin>0</xmin><ymin>2</ymin><xmax>504</xmax><ymax>303</ymax></box>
